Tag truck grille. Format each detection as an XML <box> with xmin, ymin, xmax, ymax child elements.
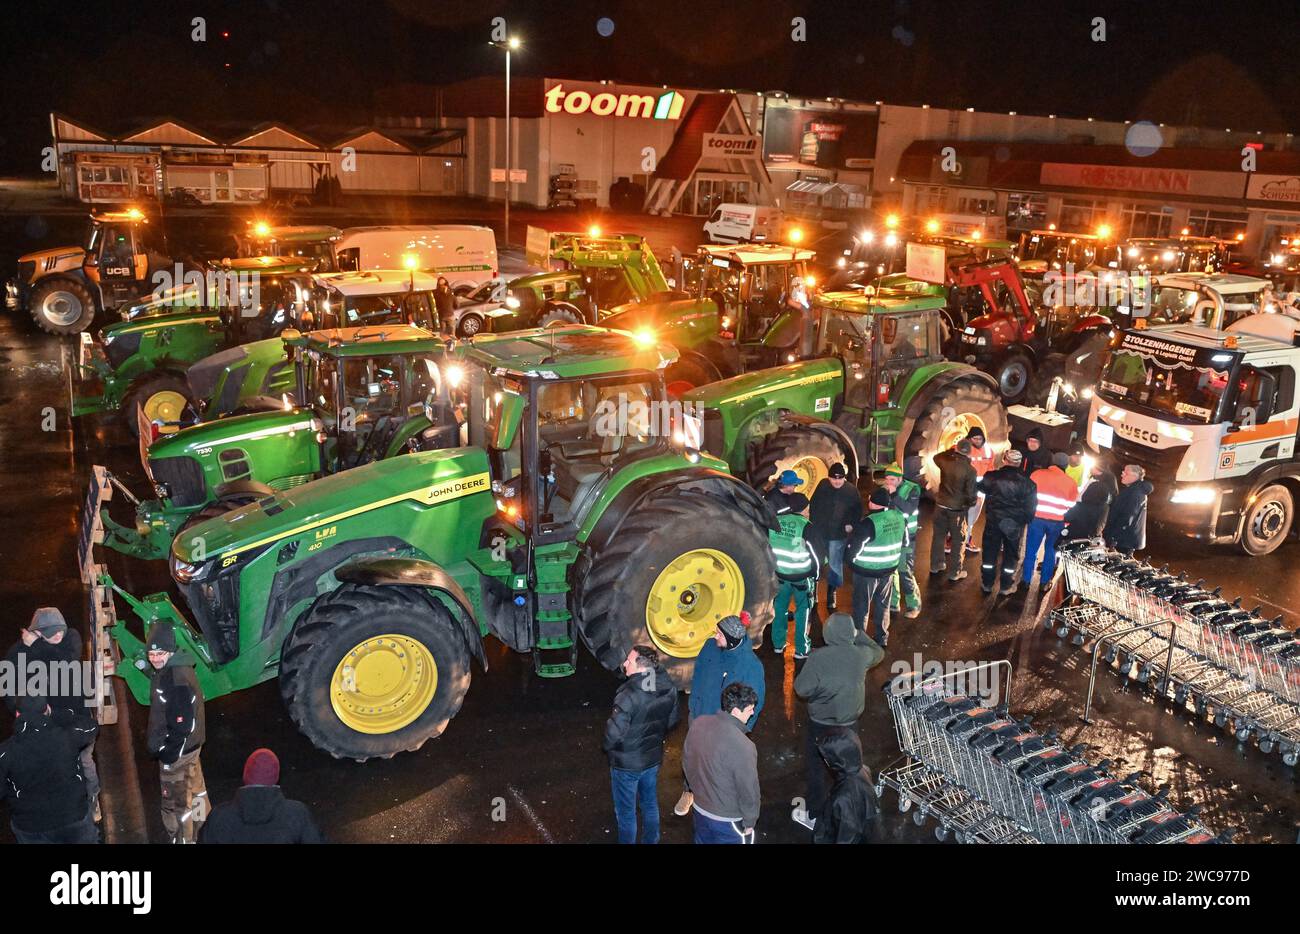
<box><xmin>178</xmin><ymin>571</ymin><xmax>241</xmax><ymax>665</ymax></box>
<box><xmin>1106</xmin><ymin>436</ymin><xmax>1186</xmax><ymax>483</ymax></box>
<box><xmin>151</xmin><ymin>456</ymin><xmax>206</xmax><ymax>507</ymax></box>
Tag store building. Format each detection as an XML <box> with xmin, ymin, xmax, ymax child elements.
<box><xmin>895</xmin><ymin>138</ymin><xmax>1300</xmax><ymax>258</ymax></box>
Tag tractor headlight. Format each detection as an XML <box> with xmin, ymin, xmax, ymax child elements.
<box><xmin>1170</xmin><ymin>485</ymin><xmax>1217</xmax><ymax>505</ymax></box>
<box><xmin>505</xmin><ymin>295</ymin><xmax>521</xmax><ymax>309</ymax></box>
<box><xmin>446</xmin><ymin>365</ymin><xmax>465</xmax><ymax>388</ymax></box>
<box><xmin>170</xmin><ymin>554</ymin><xmax>214</xmax><ymax>584</ymax></box>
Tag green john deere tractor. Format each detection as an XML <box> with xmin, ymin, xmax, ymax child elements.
<box><xmin>88</xmin><ymin>323</ymin><xmax>461</xmax><ymax>562</ymax></box>
<box><xmin>685</xmin><ymin>289</ymin><xmax>1009</xmax><ymax>492</ymax></box>
<box><xmin>450</xmin><ymin>231</ymin><xmax>679</xmax><ymax>338</ymax></box>
<box><xmin>95</xmin><ymin>326</ymin><xmax>777</xmax><ymax>760</ymax></box>
<box><xmin>71</xmin><ymin>257</ymin><xmax>317</xmax><ymax>435</ymax></box>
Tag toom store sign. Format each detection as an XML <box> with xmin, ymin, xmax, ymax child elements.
<box><xmin>544</xmin><ymin>84</ymin><xmax>685</xmax><ymax>120</ymax></box>
<box><xmin>703</xmin><ymin>133</ymin><xmax>760</xmax><ymax>159</ymax></box>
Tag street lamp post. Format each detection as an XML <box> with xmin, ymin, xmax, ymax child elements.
<box><xmin>491</xmin><ymin>36</ymin><xmax>522</xmax><ymax>246</ymax></box>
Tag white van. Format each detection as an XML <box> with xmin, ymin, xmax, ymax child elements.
<box><xmin>703</xmin><ymin>204</ymin><xmax>784</xmax><ymax>244</ymax></box>
<box><xmin>335</xmin><ymin>225</ymin><xmax>499</xmax><ymax>292</ymax></box>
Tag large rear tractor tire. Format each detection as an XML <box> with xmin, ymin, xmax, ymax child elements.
<box><xmin>576</xmin><ymin>486</ymin><xmax>777</xmax><ymax>686</ymax></box>
<box><xmin>906</xmin><ymin>379</ymin><xmax>1008</xmax><ymax>492</ymax></box>
<box><xmin>279</xmin><ymin>584</ymin><xmax>471</xmax><ymax>761</ymax></box>
<box><xmin>665</xmin><ymin>356</ymin><xmax>721</xmax><ymax>398</ymax></box>
<box><xmin>747</xmin><ymin>424</ymin><xmax>856</xmax><ymax>492</ymax></box>
<box><xmin>537</xmin><ymin>302</ymin><xmax>586</xmax><ymax>328</ymax></box>
<box><xmin>29</xmin><ymin>277</ymin><xmax>97</xmax><ymax>335</ymax></box>
<box><xmin>124</xmin><ymin>374</ymin><xmax>198</xmax><ymax>439</ymax></box>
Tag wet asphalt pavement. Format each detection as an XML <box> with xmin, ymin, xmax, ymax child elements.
<box><xmin>1</xmin><ymin>208</ymin><xmax>1297</xmax><ymax>845</ymax></box>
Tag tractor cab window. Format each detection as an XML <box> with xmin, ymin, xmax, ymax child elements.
<box><xmin>585</xmin><ymin>268</ymin><xmax>634</xmax><ymax>308</ymax></box>
<box><xmin>335</xmin><ymin>247</ymin><xmax>360</xmax><ymax>272</ymax></box>
<box><xmin>98</xmin><ymin>225</ymin><xmax>137</xmax><ymax>274</ymax></box>
<box><xmin>875</xmin><ymin>313</ymin><xmax>931</xmax><ymax>365</ymax></box>
<box><xmin>232</xmin><ymin>280</ymin><xmax>299</xmax><ymax>341</ymax></box>
<box><xmin>701</xmin><ymin>260</ymin><xmax>742</xmax><ymax>310</ymax></box>
<box><xmin>344</xmin><ymin>355</ymin><xmax>403</xmax><ymax>422</ymax></box>
<box><xmin>820</xmin><ymin>310</ymin><xmax>872</xmax><ymax>367</ymax></box>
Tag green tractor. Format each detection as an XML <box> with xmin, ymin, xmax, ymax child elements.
<box><xmin>94</xmin><ymin>326</ymin><xmax>777</xmax><ymax>760</ymax></box>
<box><xmin>89</xmin><ymin>323</ymin><xmax>461</xmax><ymax>562</ymax></box>
<box><xmin>236</xmin><ymin>224</ymin><xmax>342</xmax><ymax>272</ymax></box>
<box><xmin>450</xmin><ymin>231</ymin><xmax>679</xmax><ymax>337</ymax></box>
<box><xmin>71</xmin><ymin>256</ymin><xmax>318</xmax><ymax>435</ymax></box>
<box><xmin>184</xmin><ymin>270</ymin><xmax>444</xmax><ymax>424</ymax></box>
<box><xmin>600</xmin><ymin>242</ymin><xmax>819</xmax><ymax>392</ymax></box>
<box><xmin>685</xmin><ymin>289</ymin><xmax>1009</xmax><ymax>491</ymax></box>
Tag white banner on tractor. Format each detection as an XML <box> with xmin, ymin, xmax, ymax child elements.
<box><xmin>906</xmin><ymin>242</ymin><xmax>947</xmax><ymax>284</ymax></box>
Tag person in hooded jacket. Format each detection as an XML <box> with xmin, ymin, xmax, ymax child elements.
<box><xmin>433</xmin><ymin>276</ymin><xmax>456</xmax><ymax>335</ymax></box>
<box><xmin>794</xmin><ymin>612</ymin><xmax>884</xmax><ymax>818</ymax></box>
<box><xmin>978</xmin><ymin>448</ymin><xmax>1038</xmax><ymax>594</ymax></box>
<box><xmin>603</xmin><ymin>645</ymin><xmax>681</xmax><ymax>844</ymax></box>
<box><xmin>1014</xmin><ymin>427</ymin><xmax>1053</xmax><ymax>474</ymax></box>
<box><xmin>200</xmin><ymin>748</ymin><xmax>323</xmax><ymax>844</ymax></box>
<box><xmin>675</xmin><ymin>614</ymin><xmax>765</xmax><ymax>817</ymax></box>
<box><xmin>809</xmin><ymin>463</ymin><xmax>861</xmax><ymax>613</ymax></box>
<box><xmin>146</xmin><ymin>622</ymin><xmax>208</xmax><ymax>844</ymax></box>
<box><xmin>1103</xmin><ymin>464</ymin><xmax>1153</xmax><ymax>555</ymax></box>
<box><xmin>1063</xmin><ymin>461</ymin><xmax>1118</xmax><ymax>541</ymax></box>
<box><xmin>811</xmin><ymin>729</ymin><xmax>880</xmax><ymax>844</ymax></box>
<box><xmin>0</xmin><ymin>695</ymin><xmax>99</xmax><ymax>844</ymax></box>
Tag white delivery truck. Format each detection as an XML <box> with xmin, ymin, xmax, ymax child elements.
<box><xmin>702</xmin><ymin>204</ymin><xmax>784</xmax><ymax>244</ymax></box>
<box><xmin>334</xmin><ymin>225</ymin><xmax>498</xmax><ymax>292</ymax></box>
<box><xmin>1085</xmin><ymin>313</ymin><xmax>1300</xmax><ymax>555</ymax></box>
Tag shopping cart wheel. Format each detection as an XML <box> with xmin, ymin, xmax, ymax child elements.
<box><xmin>898</xmin><ymin>795</ymin><xmax>913</xmax><ymax>813</ymax></box>
<box><xmin>1103</xmin><ymin>646</ymin><xmax>1118</xmax><ymax>665</ymax></box>
<box><xmin>1055</xmin><ymin>625</ymin><xmax>1069</xmax><ymax>639</ymax></box>
<box><xmin>912</xmin><ymin>809</ymin><xmax>927</xmax><ymax>826</ymax></box>
<box><xmin>1136</xmin><ymin>664</ymin><xmax>1151</xmax><ymax>684</ymax></box>
<box><xmin>1041</xmin><ymin>616</ymin><xmax>1054</xmax><ymax>631</ymax></box>
<box><xmin>1214</xmin><ymin>709</ymin><xmax>1228</xmax><ymax>728</ymax></box>
<box><xmin>1283</xmin><ymin>750</ymin><xmax>1298</xmax><ymax>767</ymax></box>
<box><xmin>1071</xmin><ymin>632</ymin><xmax>1085</xmax><ymax>646</ymax></box>
<box><xmin>954</xmin><ymin>830</ymin><xmax>968</xmax><ymax>844</ymax></box>
<box><xmin>1173</xmin><ymin>686</ymin><xmax>1188</xmax><ymax>706</ymax></box>
<box><xmin>1258</xmin><ymin>739</ymin><xmax>1275</xmax><ymax>755</ymax></box>
<box><xmin>1194</xmin><ymin>696</ymin><xmax>1208</xmax><ymax>717</ymax></box>
<box><xmin>1154</xmin><ymin>677</ymin><xmax>1170</xmax><ymax>697</ymax></box>
<box><xmin>935</xmin><ymin>825</ymin><xmax>951</xmax><ymax>842</ymax></box>
<box><xmin>1234</xmin><ymin>725</ymin><xmax>1252</xmax><ymax>744</ymax></box>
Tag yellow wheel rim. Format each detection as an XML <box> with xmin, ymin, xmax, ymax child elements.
<box><xmin>143</xmin><ymin>390</ymin><xmax>188</xmax><ymax>435</ymax></box>
<box><xmin>771</xmin><ymin>453</ymin><xmax>830</xmax><ymax>494</ymax></box>
<box><xmin>645</xmin><ymin>548</ymin><xmax>745</xmax><ymax>658</ymax></box>
<box><xmin>938</xmin><ymin>412</ymin><xmax>987</xmax><ymax>453</ymax></box>
<box><xmin>330</xmin><ymin>633</ymin><xmax>438</xmax><ymax>735</ymax></box>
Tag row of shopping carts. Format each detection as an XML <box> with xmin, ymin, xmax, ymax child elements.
<box><xmin>1051</xmin><ymin>540</ymin><xmax>1300</xmax><ymax>765</ymax></box>
<box><xmin>876</xmin><ymin>665</ymin><xmax>1225</xmax><ymax>843</ymax></box>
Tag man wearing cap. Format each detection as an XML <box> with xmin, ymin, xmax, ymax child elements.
<box><xmin>884</xmin><ymin>459</ymin><xmax>923</xmax><ymax>618</ymax></box>
<box><xmin>200</xmin><ymin>748</ymin><xmax>324</xmax><ymax>844</ymax></box>
<box><xmin>146</xmin><ymin>621</ymin><xmax>209</xmax><ymax>844</ymax></box>
<box><xmin>0</xmin><ymin>695</ymin><xmax>99</xmax><ymax>843</ymax></box>
<box><xmin>1065</xmin><ymin>445</ymin><xmax>1088</xmax><ymax>491</ymax></box>
<box><xmin>809</xmin><ymin>462</ymin><xmax>860</xmax><ymax>613</ymax></box>
<box><xmin>1023</xmin><ymin>452</ymin><xmax>1080</xmax><ymax>593</ymax></box>
<box><xmin>931</xmin><ymin>440</ymin><xmax>978</xmax><ymax>581</ymax></box>
<box><xmin>846</xmin><ymin>488</ymin><xmax>907</xmax><ymax>646</ymax></box>
<box><xmin>676</xmin><ymin>614</ymin><xmax>766</xmax><ymax>817</ymax></box>
<box><xmin>1014</xmin><ymin>427</ymin><xmax>1052</xmax><ymax>474</ymax></box>
<box><xmin>765</xmin><ymin>469</ymin><xmax>804</xmax><ymax>516</ymax></box>
<box><xmin>769</xmin><ymin>492</ymin><xmax>820</xmax><ymax>659</ymax></box>
<box><xmin>978</xmin><ymin>448</ymin><xmax>1039</xmax><ymax>595</ymax></box>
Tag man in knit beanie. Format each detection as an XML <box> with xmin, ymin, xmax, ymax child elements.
<box><xmin>200</xmin><ymin>748</ymin><xmax>324</xmax><ymax>844</ymax></box>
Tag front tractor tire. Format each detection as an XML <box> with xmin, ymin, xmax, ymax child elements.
<box><xmin>29</xmin><ymin>277</ymin><xmax>97</xmax><ymax>335</ymax></box>
<box><xmin>536</xmin><ymin>302</ymin><xmax>586</xmax><ymax>328</ymax></box>
<box><xmin>123</xmin><ymin>374</ymin><xmax>197</xmax><ymax>439</ymax></box>
<box><xmin>279</xmin><ymin>584</ymin><xmax>471</xmax><ymax>761</ymax></box>
<box><xmin>993</xmin><ymin>351</ymin><xmax>1033</xmax><ymax>404</ymax></box>
<box><xmin>906</xmin><ymin>378</ymin><xmax>1008</xmax><ymax>492</ymax></box>
<box><xmin>747</xmin><ymin>424</ymin><xmax>855</xmax><ymax>491</ymax></box>
<box><xmin>576</xmin><ymin>487</ymin><xmax>777</xmax><ymax>686</ymax></box>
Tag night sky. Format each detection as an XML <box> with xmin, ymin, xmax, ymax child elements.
<box><xmin>3</xmin><ymin>0</ymin><xmax>1300</xmax><ymax>172</ymax></box>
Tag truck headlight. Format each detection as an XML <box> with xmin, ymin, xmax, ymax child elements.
<box><xmin>1170</xmin><ymin>486</ymin><xmax>1217</xmax><ymax>505</ymax></box>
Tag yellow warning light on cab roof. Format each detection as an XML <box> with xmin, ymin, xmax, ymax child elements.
<box><xmin>632</xmin><ymin>327</ymin><xmax>657</xmax><ymax>348</ymax></box>
<box><xmin>885</xmin><ymin>214</ymin><xmax>900</xmax><ymax>229</ymax></box>
<box><xmin>402</xmin><ymin>253</ymin><xmax>419</xmax><ymax>270</ymax></box>
<box><xmin>925</xmin><ymin>219</ymin><xmax>939</xmax><ymax>234</ymax></box>
<box><xmin>1096</xmin><ymin>224</ymin><xmax>1112</xmax><ymax>239</ymax></box>
<box><xmin>588</xmin><ymin>225</ymin><xmax>602</xmax><ymax>237</ymax></box>
<box><xmin>254</xmin><ymin>221</ymin><xmax>271</xmax><ymax>237</ymax></box>
<box><xmin>788</xmin><ymin>227</ymin><xmax>804</xmax><ymax>243</ymax></box>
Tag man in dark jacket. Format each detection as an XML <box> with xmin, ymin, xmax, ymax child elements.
<box><xmin>146</xmin><ymin>622</ymin><xmax>208</xmax><ymax>844</ymax></box>
<box><xmin>200</xmin><ymin>748</ymin><xmax>323</xmax><ymax>844</ymax></box>
<box><xmin>846</xmin><ymin>488</ymin><xmax>907</xmax><ymax>646</ymax></box>
<box><xmin>3</xmin><ymin>607</ymin><xmax>99</xmax><ymax>821</ymax></box>
<box><xmin>793</xmin><ymin>612</ymin><xmax>884</xmax><ymax>818</ymax></box>
<box><xmin>765</xmin><ymin>469</ymin><xmax>804</xmax><ymax>515</ymax></box>
<box><xmin>433</xmin><ymin>276</ymin><xmax>456</xmax><ymax>335</ymax></box>
<box><xmin>1063</xmin><ymin>462</ymin><xmax>1118</xmax><ymax>541</ymax></box>
<box><xmin>930</xmin><ymin>440</ymin><xmax>977</xmax><ymax>580</ymax></box>
<box><xmin>1014</xmin><ymin>427</ymin><xmax>1053</xmax><ymax>474</ymax></box>
<box><xmin>809</xmin><ymin>463</ymin><xmax>861</xmax><ymax>612</ymax></box>
<box><xmin>603</xmin><ymin>645</ymin><xmax>681</xmax><ymax>844</ymax></box>
<box><xmin>977</xmin><ymin>449</ymin><xmax>1038</xmax><ymax>594</ymax></box>
<box><xmin>676</xmin><ymin>614</ymin><xmax>765</xmax><ymax>816</ymax></box>
<box><xmin>1104</xmin><ymin>464</ymin><xmax>1153</xmax><ymax>555</ymax></box>
<box><xmin>0</xmin><ymin>695</ymin><xmax>99</xmax><ymax>843</ymax></box>
<box><xmin>682</xmin><ymin>682</ymin><xmax>760</xmax><ymax>843</ymax></box>
<box><xmin>811</xmin><ymin>729</ymin><xmax>879</xmax><ymax>844</ymax></box>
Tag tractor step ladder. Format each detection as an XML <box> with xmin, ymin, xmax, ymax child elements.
<box><xmin>531</xmin><ymin>538</ymin><xmax>578</xmax><ymax>678</ymax></box>
<box><xmin>78</xmin><ymin>466</ymin><xmax>121</xmax><ymax>725</ymax></box>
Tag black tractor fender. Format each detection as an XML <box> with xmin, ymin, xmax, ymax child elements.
<box><xmin>335</xmin><ymin>556</ymin><xmax>487</xmax><ymax>670</ymax></box>
<box><xmin>585</xmin><ymin>467</ymin><xmax>779</xmax><ymax>555</ymax></box>
<box><xmin>213</xmin><ymin>478</ymin><xmax>275</xmax><ymax>502</ymax></box>
<box><xmin>673</xmin><ymin>348</ymin><xmax>724</xmax><ymax>382</ymax></box>
<box><xmin>775</xmin><ymin>412</ymin><xmax>861</xmax><ymax>480</ymax></box>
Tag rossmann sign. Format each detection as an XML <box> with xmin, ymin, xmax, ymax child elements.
<box><xmin>544</xmin><ymin>84</ymin><xmax>685</xmax><ymax>120</ymax></box>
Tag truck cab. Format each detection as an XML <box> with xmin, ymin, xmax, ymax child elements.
<box><xmin>1086</xmin><ymin>319</ymin><xmax>1300</xmax><ymax>554</ymax></box>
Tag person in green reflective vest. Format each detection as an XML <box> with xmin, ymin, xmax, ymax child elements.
<box><xmin>846</xmin><ymin>488</ymin><xmax>907</xmax><ymax>647</ymax></box>
<box><xmin>885</xmin><ymin>458</ymin><xmax>923</xmax><ymax>619</ymax></box>
<box><xmin>769</xmin><ymin>492</ymin><xmax>820</xmax><ymax>659</ymax></box>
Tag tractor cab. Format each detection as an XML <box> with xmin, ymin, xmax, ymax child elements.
<box><xmin>1120</xmin><ymin>237</ymin><xmax>1229</xmax><ymax>276</ymax></box>
<box><xmin>236</xmin><ymin>224</ymin><xmax>342</xmax><ymax>273</ymax></box>
<box><xmin>307</xmin><ymin>270</ymin><xmax>440</xmax><ymax>330</ymax></box>
<box><xmin>694</xmin><ymin>243</ymin><xmax>818</xmax><ymax>346</ymax></box>
<box><xmin>1016</xmin><ymin>228</ymin><xmax>1119</xmax><ymax>278</ymax></box>
<box><xmin>83</xmin><ymin>209</ymin><xmax>172</xmax><ymax>309</ymax></box>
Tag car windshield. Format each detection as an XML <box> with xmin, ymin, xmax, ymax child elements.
<box><xmin>1099</xmin><ymin>348</ymin><xmax>1234</xmax><ymax>424</ymax></box>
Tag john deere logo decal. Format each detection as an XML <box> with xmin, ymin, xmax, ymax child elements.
<box><xmin>544</xmin><ymin>84</ymin><xmax>685</xmax><ymax>120</ymax></box>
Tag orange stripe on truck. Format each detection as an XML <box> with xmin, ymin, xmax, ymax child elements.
<box><xmin>1220</xmin><ymin>417</ymin><xmax>1299</xmax><ymax>446</ymax></box>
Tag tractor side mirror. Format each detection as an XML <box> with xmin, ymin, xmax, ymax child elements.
<box><xmin>493</xmin><ymin>390</ymin><xmax>526</xmax><ymax>451</ymax></box>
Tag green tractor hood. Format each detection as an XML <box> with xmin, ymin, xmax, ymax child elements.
<box><xmin>173</xmin><ymin>447</ymin><xmax>493</xmax><ymax>564</ymax></box>
<box><xmin>600</xmin><ymin>296</ymin><xmax>720</xmax><ymax>344</ymax></box>
<box><xmin>150</xmin><ymin>406</ymin><xmax>317</xmax><ymax>460</ymax></box>
<box><xmin>102</xmin><ymin>309</ymin><xmax>220</xmax><ymax>342</ymax></box>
